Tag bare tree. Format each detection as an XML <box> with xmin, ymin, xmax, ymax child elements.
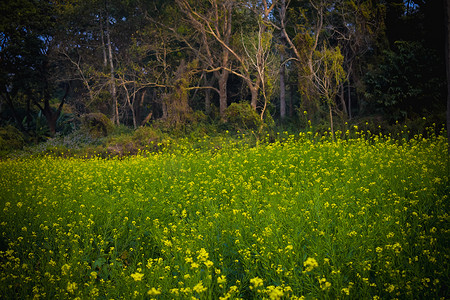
<box><xmin>239</xmin><ymin>19</ymin><xmax>277</xmax><ymax>120</ymax></box>
<box><xmin>176</xmin><ymin>0</ymin><xmax>234</xmax><ymax>119</ymax></box>
<box><xmin>103</xmin><ymin>11</ymin><xmax>119</xmax><ymax>125</ymax></box>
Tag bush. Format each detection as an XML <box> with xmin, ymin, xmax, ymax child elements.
<box><xmin>132</xmin><ymin>126</ymin><xmax>160</xmax><ymax>144</ymax></box>
<box><xmin>106</xmin><ymin>137</ymin><xmax>138</xmax><ymax>157</ymax></box>
<box><xmin>0</xmin><ymin>125</ymin><xmax>25</xmax><ymax>152</ymax></box>
<box><xmin>106</xmin><ymin>126</ymin><xmax>163</xmax><ymax>157</ymax></box>
<box><xmin>81</xmin><ymin>113</ymin><xmax>114</xmax><ymax>138</ymax></box>
<box><xmin>224</xmin><ymin>103</ymin><xmax>262</xmax><ymax>131</ymax></box>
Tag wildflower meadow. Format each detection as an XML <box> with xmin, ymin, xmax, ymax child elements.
<box><xmin>0</xmin><ymin>129</ymin><xmax>448</xmax><ymax>299</ymax></box>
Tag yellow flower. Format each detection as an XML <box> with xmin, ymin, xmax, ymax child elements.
<box><xmin>204</xmin><ymin>260</ymin><xmax>214</xmax><ymax>268</ymax></box>
<box><xmin>385</xmin><ymin>284</ymin><xmax>395</xmax><ymax>293</ymax></box>
<box><xmin>303</xmin><ymin>257</ymin><xmax>318</xmax><ymax>272</ymax></box>
<box><xmin>217</xmin><ymin>275</ymin><xmax>227</xmax><ymax>285</ymax></box>
<box><xmin>193</xmin><ymin>281</ymin><xmax>207</xmax><ymax>293</ymax></box>
<box><xmin>285</xmin><ymin>245</ymin><xmax>293</xmax><ymax>251</ymax></box>
<box><xmin>250</xmin><ymin>277</ymin><xmax>264</xmax><ymax>289</ymax></box>
<box><xmin>67</xmin><ymin>281</ymin><xmax>77</xmax><ymax>294</ymax></box>
<box><xmin>147</xmin><ymin>287</ymin><xmax>161</xmax><ymax>296</ymax></box>
<box><xmin>131</xmin><ymin>272</ymin><xmax>144</xmax><ymax>281</ymax></box>
<box><xmin>267</xmin><ymin>285</ymin><xmax>284</xmax><ymax>300</ymax></box>
<box><xmin>90</xmin><ymin>272</ymin><xmax>97</xmax><ymax>280</ymax></box>
<box><xmin>318</xmin><ymin>277</ymin><xmax>331</xmax><ymax>290</ymax></box>
<box><xmin>61</xmin><ymin>264</ymin><xmax>71</xmax><ymax>276</ymax></box>
<box><xmin>197</xmin><ymin>248</ymin><xmax>209</xmax><ymax>262</ymax></box>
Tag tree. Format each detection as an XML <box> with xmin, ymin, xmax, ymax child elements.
<box><xmin>278</xmin><ymin>0</ymin><xmax>288</xmax><ymax>119</ymax></box>
<box><xmin>54</xmin><ymin>0</ymin><xmax>116</xmax><ymax>117</ymax></box>
<box><xmin>235</xmin><ymin>0</ymin><xmax>278</xmax><ymax>116</ymax></box>
<box><xmin>175</xmin><ymin>0</ymin><xmax>234</xmax><ymax>119</ymax></box>
<box><xmin>445</xmin><ymin>0</ymin><xmax>450</xmax><ymax>153</ymax></box>
<box><xmin>238</xmin><ymin>18</ymin><xmax>277</xmax><ymax>120</ymax></box>
<box><xmin>329</xmin><ymin>0</ymin><xmax>384</xmax><ymax>119</ymax></box>
<box><xmin>54</xmin><ymin>0</ymin><xmax>147</xmax><ymax>126</ymax></box>
<box><xmin>311</xmin><ymin>45</ymin><xmax>346</xmax><ymax>139</ymax></box>
<box><xmin>0</xmin><ymin>0</ymin><xmax>68</xmax><ymax>136</ymax></box>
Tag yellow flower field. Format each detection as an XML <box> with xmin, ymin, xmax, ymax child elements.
<box><xmin>0</xmin><ymin>131</ymin><xmax>448</xmax><ymax>299</ymax></box>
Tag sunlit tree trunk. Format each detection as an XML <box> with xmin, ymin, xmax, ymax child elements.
<box><xmin>105</xmin><ymin>14</ymin><xmax>119</xmax><ymax>125</ymax></box>
<box><xmin>280</xmin><ymin>52</ymin><xmax>286</xmax><ymax>119</ymax></box>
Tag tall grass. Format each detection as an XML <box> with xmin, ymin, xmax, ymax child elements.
<box><xmin>0</xmin><ymin>130</ymin><xmax>448</xmax><ymax>299</ymax></box>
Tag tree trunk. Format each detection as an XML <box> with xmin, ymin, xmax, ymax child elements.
<box><xmin>339</xmin><ymin>81</ymin><xmax>348</xmax><ymax>116</ymax></box>
<box><xmin>99</xmin><ymin>12</ymin><xmax>108</xmax><ymax>68</ymax></box>
<box><xmin>250</xmin><ymin>86</ymin><xmax>258</xmax><ymax>110</ymax></box>
<box><xmin>279</xmin><ymin>0</ymin><xmax>288</xmax><ymax>119</ymax></box>
<box><xmin>280</xmin><ymin>52</ymin><xmax>286</xmax><ymax>119</ymax></box>
<box><xmin>204</xmin><ymin>74</ymin><xmax>214</xmax><ymax>115</ymax></box>
<box><xmin>289</xmin><ymin>83</ymin><xmax>294</xmax><ymax>117</ymax></box>
<box><xmin>218</xmin><ymin>70</ymin><xmax>229</xmax><ymax>119</ymax></box>
<box><xmin>329</xmin><ymin>102</ymin><xmax>334</xmax><ymax>141</ymax></box>
<box><xmin>249</xmin><ymin>76</ymin><xmax>261</xmax><ymax>111</ymax></box>
<box><xmin>348</xmin><ymin>81</ymin><xmax>352</xmax><ymax>119</ymax></box>
<box><xmin>40</xmin><ymin>84</ymin><xmax>69</xmax><ymax>136</ymax></box>
<box><xmin>205</xmin><ymin>88</ymin><xmax>212</xmax><ymax>115</ymax></box>
<box><xmin>105</xmin><ymin>14</ymin><xmax>118</xmax><ymax>125</ymax></box>
<box><xmin>136</xmin><ymin>89</ymin><xmax>147</xmax><ymax>125</ymax></box>
<box><xmin>123</xmin><ymin>84</ymin><xmax>137</xmax><ymax>129</ymax></box>
<box><xmin>446</xmin><ymin>0</ymin><xmax>450</xmax><ymax>154</ymax></box>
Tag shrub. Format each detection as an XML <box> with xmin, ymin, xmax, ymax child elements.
<box><xmin>106</xmin><ymin>136</ymin><xmax>138</xmax><ymax>157</ymax></box>
<box><xmin>224</xmin><ymin>103</ymin><xmax>262</xmax><ymax>131</ymax></box>
<box><xmin>106</xmin><ymin>126</ymin><xmax>163</xmax><ymax>157</ymax></box>
<box><xmin>0</xmin><ymin>125</ymin><xmax>25</xmax><ymax>152</ymax></box>
<box><xmin>132</xmin><ymin>126</ymin><xmax>160</xmax><ymax>144</ymax></box>
<box><xmin>80</xmin><ymin>113</ymin><xmax>114</xmax><ymax>138</ymax></box>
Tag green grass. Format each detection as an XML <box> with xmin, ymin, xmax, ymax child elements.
<box><xmin>0</xmin><ymin>131</ymin><xmax>448</xmax><ymax>299</ymax></box>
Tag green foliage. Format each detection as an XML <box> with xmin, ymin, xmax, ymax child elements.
<box><xmin>106</xmin><ymin>126</ymin><xmax>164</xmax><ymax>157</ymax></box>
<box><xmin>224</xmin><ymin>103</ymin><xmax>263</xmax><ymax>132</ymax></box>
<box><xmin>364</xmin><ymin>41</ymin><xmax>445</xmax><ymax>120</ymax></box>
<box><xmin>80</xmin><ymin>113</ymin><xmax>114</xmax><ymax>138</ymax></box>
<box><xmin>0</xmin><ymin>125</ymin><xmax>25</xmax><ymax>156</ymax></box>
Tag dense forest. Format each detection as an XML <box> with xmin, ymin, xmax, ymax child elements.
<box><xmin>0</xmin><ymin>0</ymin><xmax>447</xmax><ymax>148</ymax></box>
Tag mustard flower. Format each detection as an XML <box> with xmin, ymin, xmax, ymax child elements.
<box><xmin>61</xmin><ymin>264</ymin><xmax>71</xmax><ymax>276</ymax></box>
<box><xmin>130</xmin><ymin>272</ymin><xmax>144</xmax><ymax>281</ymax></box>
<box><xmin>217</xmin><ymin>275</ymin><xmax>227</xmax><ymax>285</ymax></box>
<box><xmin>267</xmin><ymin>285</ymin><xmax>284</xmax><ymax>300</ymax></box>
<box><xmin>147</xmin><ymin>287</ymin><xmax>161</xmax><ymax>296</ymax></box>
<box><xmin>67</xmin><ymin>281</ymin><xmax>77</xmax><ymax>294</ymax></box>
<box><xmin>193</xmin><ymin>281</ymin><xmax>207</xmax><ymax>293</ymax></box>
<box><xmin>303</xmin><ymin>257</ymin><xmax>318</xmax><ymax>272</ymax></box>
<box><xmin>250</xmin><ymin>277</ymin><xmax>264</xmax><ymax>289</ymax></box>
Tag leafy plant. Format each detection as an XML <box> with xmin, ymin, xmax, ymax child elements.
<box><xmin>364</xmin><ymin>41</ymin><xmax>445</xmax><ymax>120</ymax></box>
<box><xmin>0</xmin><ymin>125</ymin><xmax>25</xmax><ymax>156</ymax></box>
<box><xmin>224</xmin><ymin>103</ymin><xmax>262</xmax><ymax>132</ymax></box>
<box><xmin>81</xmin><ymin>113</ymin><xmax>114</xmax><ymax>138</ymax></box>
